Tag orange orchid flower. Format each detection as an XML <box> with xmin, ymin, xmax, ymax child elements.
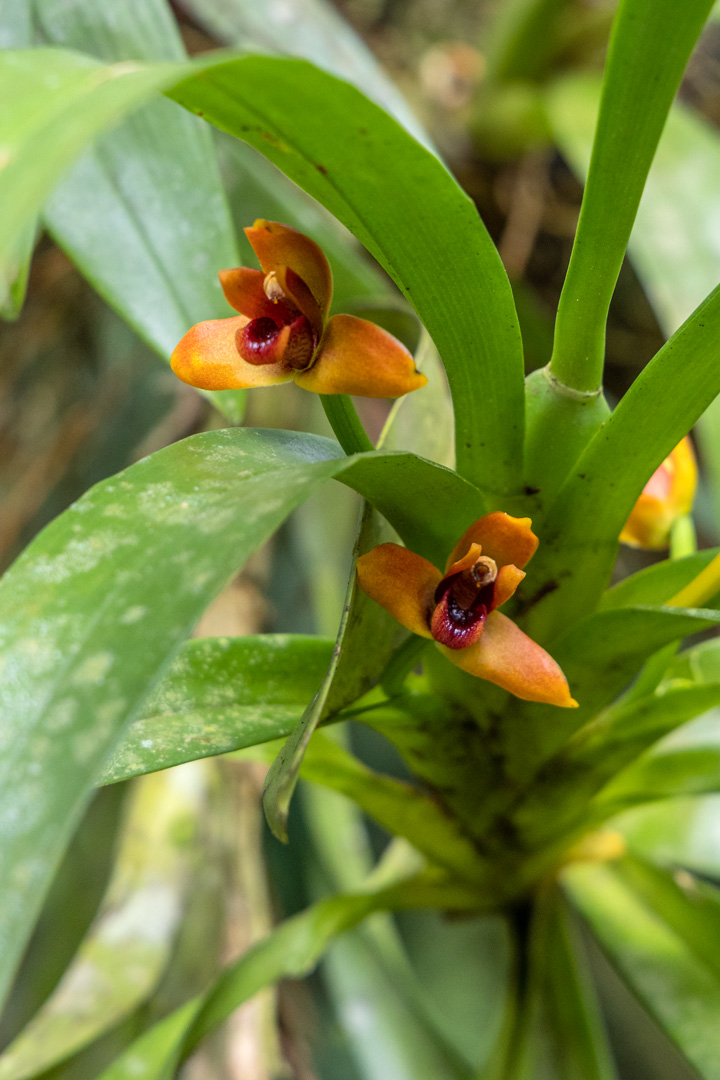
<box><xmin>619</xmin><ymin>436</ymin><xmax>697</xmax><ymax>550</ymax></box>
<box><xmin>171</xmin><ymin>220</ymin><xmax>427</xmax><ymax>398</ymax></box>
<box><xmin>357</xmin><ymin>512</ymin><xmax>578</xmax><ymax>708</ymax></box>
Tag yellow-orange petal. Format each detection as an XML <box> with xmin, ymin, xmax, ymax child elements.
<box><xmin>295</xmin><ymin>314</ymin><xmax>428</xmax><ymax>398</ymax></box>
<box><xmin>219</xmin><ymin>267</ymin><xmax>275</xmax><ymax>318</ymax></box>
<box><xmin>437</xmin><ymin>610</ymin><xmax>578</xmax><ymax>707</ymax></box>
<box><xmin>245</xmin><ymin>220</ymin><xmax>332</xmax><ymax>324</ymax></box>
<box><xmin>620</xmin><ymin>436</ymin><xmax>698</xmax><ymax>549</ymax></box>
<box><xmin>446</xmin><ymin>512</ymin><xmax>538</xmax><ymax>572</ymax></box>
<box><xmin>491</xmin><ymin>564</ymin><xmax>525</xmax><ymax>610</ymax></box>
<box><xmin>170</xmin><ymin>316</ymin><xmax>294</xmax><ymax>390</ymax></box>
<box><xmin>356</xmin><ymin>543</ymin><xmax>440</xmax><ymax>639</ymax></box>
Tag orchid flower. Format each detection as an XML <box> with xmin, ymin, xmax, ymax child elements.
<box><xmin>171</xmin><ymin>220</ymin><xmax>427</xmax><ymax>398</ymax></box>
<box><xmin>357</xmin><ymin>512</ymin><xmax>577</xmax><ymax>707</ymax></box>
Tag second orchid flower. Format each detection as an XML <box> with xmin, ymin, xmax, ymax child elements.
<box><xmin>358</xmin><ymin>512</ymin><xmax>578</xmax><ymax>708</ymax></box>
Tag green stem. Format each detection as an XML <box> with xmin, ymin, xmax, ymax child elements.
<box><xmin>380</xmin><ymin>634</ymin><xmax>430</xmax><ymax>698</ymax></box>
<box><xmin>321</xmin><ymin>394</ymin><xmax>374</xmax><ymax>455</ymax></box>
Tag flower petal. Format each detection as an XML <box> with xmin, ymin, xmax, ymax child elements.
<box><xmin>245</xmin><ymin>219</ymin><xmax>332</xmax><ymax>325</ymax></box>
<box><xmin>218</xmin><ymin>267</ymin><xmax>275</xmax><ymax>318</ymax></box>
<box><xmin>295</xmin><ymin>315</ymin><xmax>428</xmax><ymax>398</ymax></box>
<box><xmin>446</xmin><ymin>513</ymin><xmax>538</xmax><ymax>572</ymax></box>
<box><xmin>437</xmin><ymin>611</ymin><xmax>578</xmax><ymax>707</ymax></box>
<box><xmin>171</xmin><ymin>316</ymin><xmax>294</xmax><ymax>390</ymax></box>
<box><xmin>444</xmin><ymin>543</ymin><xmax>484</xmax><ymax>579</ymax></box>
<box><xmin>491</xmin><ymin>564</ymin><xmax>525</xmax><ymax>610</ymax></box>
<box><xmin>356</xmin><ymin>543</ymin><xmax>440</xmax><ymax>638</ymax></box>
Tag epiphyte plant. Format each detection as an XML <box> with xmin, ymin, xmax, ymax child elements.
<box><xmin>3</xmin><ymin>0</ymin><xmax>720</xmax><ymax>1077</ymax></box>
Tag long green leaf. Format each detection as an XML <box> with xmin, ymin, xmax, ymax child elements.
<box><xmin>0</xmin><ymin>0</ymin><xmax>33</xmax><ymax>318</ymax></box>
<box><xmin>509</xmin><ymin>681</ymin><xmax>720</xmax><ymax>849</ymax></box>
<box><xmin>493</xmin><ymin>605</ymin><xmax>720</xmax><ymax>804</ymax></box>
<box><xmin>600</xmin><ymin>549</ymin><xmax>720</xmax><ymax>610</ymax></box>
<box><xmin>177</xmin><ymin>0</ymin><xmax>430</xmax><ymax>147</ymax></box>
<box><xmin>222</xmin><ymin>138</ymin><xmax>396</xmax><ymax>315</ymax></box>
<box><xmin>303</xmin><ymin>785</ymin><xmax>478</xmax><ymax>1080</ymax></box>
<box><xmin>549</xmin><ymin>0</ymin><xmax>715</xmax><ymax>391</ymax></box>
<box><xmin>167</xmin><ymin>54</ymin><xmax>524</xmax><ymax>492</ymax></box>
<box><xmin>0</xmin><ymin>764</ymin><xmax>209</xmax><ymax>1080</ymax></box>
<box><xmin>615</xmin><ymin>794</ymin><xmax>720</xmax><ymax>878</ymax></box>
<box><xmin>0</xmin><ymin>428</ymin><xmax>336</xmax><ymax>1010</ymax></box>
<box><xmin>553</xmin><ymin>605</ymin><xmax>720</xmax><ymax>715</ymax></box>
<box><xmin>0</xmin><ymin>49</ymin><xmax>182</xmax><ymax>307</ymax></box>
<box><xmin>0</xmin><ymin>426</ymin><xmax>483</xmax><ymax>1007</ymax></box>
<box><xmin>597</xmin><ymin>708</ymin><xmax>720</xmax><ymax>813</ymax></box>
<box><xmin>565</xmin><ymin>859</ymin><xmax>720</xmax><ymax>1079</ymax></box>
<box><xmin>34</xmin><ymin>0</ymin><xmax>246</xmax><ymax>421</ymax></box>
<box><xmin>98</xmin><ymin>871</ymin><xmax>482</xmax><ymax>1080</ymax></box>
<box><xmin>99</xmin><ymin>634</ymin><xmax>334</xmax><ymax>785</ymax></box>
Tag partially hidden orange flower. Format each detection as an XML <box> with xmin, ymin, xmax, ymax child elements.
<box><xmin>171</xmin><ymin>219</ymin><xmax>427</xmax><ymax>398</ymax></box>
<box><xmin>357</xmin><ymin>512</ymin><xmax>578</xmax><ymax>707</ymax></box>
<box><xmin>619</xmin><ymin>436</ymin><xmax>697</xmax><ymax>550</ymax></box>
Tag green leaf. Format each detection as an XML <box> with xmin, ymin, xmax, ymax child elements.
<box><xmin>498</xmin><ymin>604</ymin><xmax>720</xmax><ymax>797</ymax></box>
<box><xmin>0</xmin><ymin>0</ymin><xmax>33</xmax><ymax>318</ymax></box>
<box><xmin>615</xmin><ymin>794</ymin><xmax>720</xmax><ymax>878</ymax></box>
<box><xmin>668</xmin><ymin>637</ymin><xmax>720</xmax><ymax>683</ymax></box>
<box><xmin>511</xmin><ymin>682</ymin><xmax>720</xmax><ymax>845</ymax></box>
<box><xmin>263</xmin><ymin>504</ymin><xmax>397</xmax><ymax>841</ymax></box>
<box><xmin>565</xmin><ymin>858</ymin><xmax>720</xmax><ymax>1078</ymax></box>
<box><xmin>167</xmin><ymin>53</ymin><xmax>524</xmax><ymax>493</ymax></box>
<box><xmin>33</xmin><ymin>0</ymin><xmax>245</xmax><ymax>422</ymax></box>
<box><xmin>0</xmin><ymin>425</ymin><xmax>483</xmax><ymax>1008</ymax></box>
<box><xmin>600</xmin><ymin>549</ymin><xmax>720</xmax><ymax>610</ymax></box>
<box><xmin>597</xmin><ymin>706</ymin><xmax>720</xmax><ymax>812</ymax></box>
<box><xmin>0</xmin><ymin>764</ymin><xmax>209</xmax><ymax>1080</ymax></box>
<box><xmin>178</xmin><ymin>0</ymin><xmax>431</xmax><ymax>148</ymax></box>
<box><xmin>548</xmin><ymin>0</ymin><xmax>715</xmax><ymax>391</ymax></box>
<box><xmin>523</xmin><ymin>289</ymin><xmax>720</xmax><ymax>641</ymax></box>
<box><xmin>0</xmin><ymin>427</ymin><xmax>342</xmax><ymax>1011</ymax></box>
<box><xmin>98</xmin><ymin>634</ymin><xmax>335</xmax><ymax>786</ymax></box>
<box><xmin>341</xmin><ymin>451</ymin><xmax>485</xmax><ymax>568</ymax></box>
<box><xmin>553</xmin><ymin>605</ymin><xmax>720</xmax><ymax>715</ymax></box>
<box><xmin>0</xmin><ymin>49</ymin><xmax>182</xmax><ymax>319</ymax></box>
<box><xmin>97</xmin><ymin>869</ymin><xmax>481</xmax><ymax>1080</ymax></box>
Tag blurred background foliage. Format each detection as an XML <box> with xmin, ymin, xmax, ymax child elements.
<box><xmin>3</xmin><ymin>0</ymin><xmax>720</xmax><ymax>1077</ymax></box>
